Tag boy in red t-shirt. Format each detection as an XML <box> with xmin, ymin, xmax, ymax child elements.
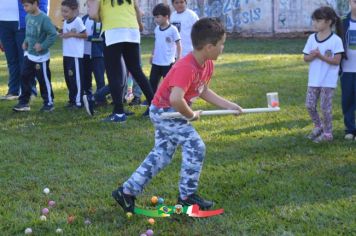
<box><xmin>112</xmin><ymin>18</ymin><xmax>242</xmax><ymax>213</ymax></box>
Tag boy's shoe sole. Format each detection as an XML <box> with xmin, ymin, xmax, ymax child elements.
<box><xmin>13</xmin><ymin>106</ymin><xmax>30</xmax><ymax>112</ymax></box>
<box><xmin>83</xmin><ymin>95</ymin><xmax>94</xmax><ymax>116</ymax></box>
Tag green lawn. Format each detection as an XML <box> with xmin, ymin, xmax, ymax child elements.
<box><xmin>0</xmin><ymin>38</ymin><xmax>355</xmax><ymax>236</ymax></box>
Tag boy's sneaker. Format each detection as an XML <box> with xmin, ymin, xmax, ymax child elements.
<box><xmin>128</xmin><ymin>96</ymin><xmax>141</xmax><ymax>106</ymax></box>
<box><xmin>313</xmin><ymin>133</ymin><xmax>333</xmax><ymax>143</ymax></box>
<box><xmin>142</xmin><ymin>108</ymin><xmax>150</xmax><ymax>117</ymax></box>
<box><xmin>112</xmin><ymin>187</ymin><xmax>136</xmax><ymax>213</ymax></box>
<box><xmin>1</xmin><ymin>93</ymin><xmax>19</xmax><ymax>100</ymax></box>
<box><xmin>83</xmin><ymin>94</ymin><xmax>95</xmax><ymax>116</ymax></box>
<box><xmin>102</xmin><ymin>113</ymin><xmax>127</xmax><ymax>123</ymax></box>
<box><xmin>13</xmin><ymin>103</ymin><xmax>30</xmax><ymax>112</ymax></box>
<box><xmin>307</xmin><ymin>127</ymin><xmax>323</xmax><ymax>140</ymax></box>
<box><xmin>344</xmin><ymin>133</ymin><xmax>354</xmax><ymax>140</ymax></box>
<box><xmin>140</xmin><ymin>100</ymin><xmax>148</xmax><ymax>106</ymax></box>
<box><xmin>178</xmin><ymin>193</ymin><xmax>214</xmax><ymax>210</ymax></box>
<box><xmin>40</xmin><ymin>104</ymin><xmax>54</xmax><ymax>112</ymax></box>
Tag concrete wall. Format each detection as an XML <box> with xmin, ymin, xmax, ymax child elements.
<box><xmin>50</xmin><ymin>0</ymin><xmax>350</xmax><ymax>35</ymax></box>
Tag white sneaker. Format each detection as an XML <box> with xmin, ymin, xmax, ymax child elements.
<box><xmin>0</xmin><ymin>93</ymin><xmax>19</xmax><ymax>100</ymax></box>
<box><xmin>307</xmin><ymin>127</ymin><xmax>323</xmax><ymax>140</ymax></box>
<box><xmin>344</xmin><ymin>133</ymin><xmax>354</xmax><ymax>140</ymax></box>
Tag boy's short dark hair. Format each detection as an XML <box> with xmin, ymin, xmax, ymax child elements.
<box><xmin>152</xmin><ymin>3</ymin><xmax>171</xmax><ymax>17</ymax></box>
<box><xmin>61</xmin><ymin>0</ymin><xmax>79</xmax><ymax>10</ymax></box>
<box><xmin>191</xmin><ymin>18</ymin><xmax>225</xmax><ymax>50</ymax></box>
<box><xmin>22</xmin><ymin>0</ymin><xmax>39</xmax><ymax>4</ymax></box>
<box><xmin>172</xmin><ymin>0</ymin><xmax>187</xmax><ymax>3</ymax></box>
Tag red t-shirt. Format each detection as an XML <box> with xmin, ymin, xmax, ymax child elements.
<box><xmin>152</xmin><ymin>53</ymin><xmax>214</xmax><ymax>108</ymax></box>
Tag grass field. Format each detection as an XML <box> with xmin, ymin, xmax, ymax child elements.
<box><xmin>0</xmin><ymin>38</ymin><xmax>355</xmax><ymax>236</ymax></box>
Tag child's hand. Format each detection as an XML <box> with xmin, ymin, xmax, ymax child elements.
<box><xmin>22</xmin><ymin>42</ymin><xmax>28</xmax><ymax>50</ymax></box>
<box><xmin>188</xmin><ymin>110</ymin><xmax>202</xmax><ymax>121</ymax></box>
<box><xmin>61</xmin><ymin>32</ymin><xmax>73</xmax><ymax>39</ymax></box>
<box><xmin>33</xmin><ymin>43</ymin><xmax>42</xmax><ymax>52</ymax></box>
<box><xmin>227</xmin><ymin>104</ymin><xmax>243</xmax><ymax>115</ymax></box>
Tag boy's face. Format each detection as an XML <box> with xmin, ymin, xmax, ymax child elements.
<box><xmin>350</xmin><ymin>0</ymin><xmax>356</xmax><ymax>13</ymax></box>
<box><xmin>154</xmin><ymin>15</ymin><xmax>169</xmax><ymax>26</ymax></box>
<box><xmin>312</xmin><ymin>19</ymin><xmax>331</xmax><ymax>32</ymax></box>
<box><xmin>61</xmin><ymin>6</ymin><xmax>75</xmax><ymax>20</ymax></box>
<box><xmin>205</xmin><ymin>33</ymin><xmax>226</xmax><ymax>60</ymax></box>
<box><xmin>22</xmin><ymin>2</ymin><xmax>37</xmax><ymax>14</ymax></box>
<box><xmin>173</xmin><ymin>0</ymin><xmax>187</xmax><ymax>13</ymax></box>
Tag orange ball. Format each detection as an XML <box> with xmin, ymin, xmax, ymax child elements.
<box><xmin>148</xmin><ymin>218</ymin><xmax>155</xmax><ymax>225</ymax></box>
<box><xmin>67</xmin><ymin>215</ymin><xmax>75</xmax><ymax>224</ymax></box>
<box><xmin>151</xmin><ymin>196</ymin><xmax>158</xmax><ymax>205</ymax></box>
<box><xmin>271</xmin><ymin>101</ymin><xmax>279</xmax><ymax>107</ymax></box>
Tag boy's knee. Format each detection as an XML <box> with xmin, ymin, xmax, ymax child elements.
<box><xmin>195</xmin><ymin>139</ymin><xmax>206</xmax><ymax>156</ymax></box>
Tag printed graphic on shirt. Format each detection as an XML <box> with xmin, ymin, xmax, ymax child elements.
<box><xmin>349</xmin><ymin>30</ymin><xmax>356</xmax><ymax>50</ymax></box>
<box><xmin>324</xmin><ymin>49</ymin><xmax>333</xmax><ymax>57</ymax></box>
<box><xmin>172</xmin><ymin>22</ymin><xmax>181</xmax><ymax>32</ymax></box>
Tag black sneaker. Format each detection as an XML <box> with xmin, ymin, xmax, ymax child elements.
<box><xmin>83</xmin><ymin>94</ymin><xmax>95</xmax><ymax>116</ymax></box>
<box><xmin>178</xmin><ymin>193</ymin><xmax>214</xmax><ymax>210</ymax></box>
<box><xmin>40</xmin><ymin>104</ymin><xmax>54</xmax><ymax>112</ymax></box>
<box><xmin>112</xmin><ymin>187</ymin><xmax>135</xmax><ymax>213</ymax></box>
<box><xmin>142</xmin><ymin>107</ymin><xmax>150</xmax><ymax>117</ymax></box>
<box><xmin>13</xmin><ymin>103</ymin><xmax>30</xmax><ymax>112</ymax></box>
<box><xmin>128</xmin><ymin>96</ymin><xmax>141</xmax><ymax>106</ymax></box>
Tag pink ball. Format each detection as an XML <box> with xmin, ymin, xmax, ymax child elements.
<box><xmin>48</xmin><ymin>200</ymin><xmax>56</xmax><ymax>207</ymax></box>
<box><xmin>140</xmin><ymin>234</ymin><xmax>147</xmax><ymax>236</ymax></box>
<box><xmin>42</xmin><ymin>208</ymin><xmax>49</xmax><ymax>215</ymax></box>
<box><xmin>146</xmin><ymin>229</ymin><xmax>154</xmax><ymax>236</ymax></box>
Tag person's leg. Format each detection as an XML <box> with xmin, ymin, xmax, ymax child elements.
<box><xmin>122</xmin><ymin>43</ymin><xmax>153</xmax><ymax>106</ymax></box>
<box><xmin>320</xmin><ymin>87</ymin><xmax>335</xmax><ymax>136</ymax></box>
<box><xmin>73</xmin><ymin>57</ymin><xmax>83</xmax><ymax>107</ymax></box>
<box><xmin>63</xmin><ymin>57</ymin><xmax>76</xmax><ymax>105</ymax></box>
<box><xmin>0</xmin><ymin>21</ymin><xmax>21</xmax><ymax>96</ymax></box>
<box><xmin>35</xmin><ymin>60</ymin><xmax>54</xmax><ymax>107</ymax></box>
<box><xmin>306</xmin><ymin>87</ymin><xmax>322</xmax><ymax>128</ymax></box>
<box><xmin>17</xmin><ymin>57</ymin><xmax>34</xmax><ymax>105</ymax></box>
<box><xmin>340</xmin><ymin>73</ymin><xmax>356</xmax><ymax>135</ymax></box>
<box><xmin>92</xmin><ymin>57</ymin><xmax>105</xmax><ymax>91</ymax></box>
<box><xmin>82</xmin><ymin>54</ymin><xmax>93</xmax><ymax>96</ymax></box>
<box><xmin>104</xmin><ymin>43</ymin><xmax>125</xmax><ymax>114</ymax></box>
<box><xmin>149</xmin><ymin>64</ymin><xmax>161</xmax><ymax>94</ymax></box>
<box><xmin>178</xmin><ymin>125</ymin><xmax>206</xmax><ymax>199</ymax></box>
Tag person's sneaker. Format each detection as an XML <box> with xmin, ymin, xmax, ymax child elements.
<box><xmin>83</xmin><ymin>94</ymin><xmax>95</xmax><ymax>116</ymax></box>
<box><xmin>128</xmin><ymin>96</ymin><xmax>141</xmax><ymax>106</ymax></box>
<box><xmin>40</xmin><ymin>104</ymin><xmax>54</xmax><ymax>112</ymax></box>
<box><xmin>112</xmin><ymin>187</ymin><xmax>136</xmax><ymax>213</ymax></box>
<box><xmin>13</xmin><ymin>103</ymin><xmax>30</xmax><ymax>112</ymax></box>
<box><xmin>140</xmin><ymin>100</ymin><xmax>148</xmax><ymax>107</ymax></box>
<box><xmin>124</xmin><ymin>110</ymin><xmax>135</xmax><ymax>116</ymax></box>
<box><xmin>307</xmin><ymin>127</ymin><xmax>323</xmax><ymax>140</ymax></box>
<box><xmin>313</xmin><ymin>133</ymin><xmax>333</xmax><ymax>143</ymax></box>
<box><xmin>0</xmin><ymin>93</ymin><xmax>19</xmax><ymax>100</ymax></box>
<box><xmin>344</xmin><ymin>133</ymin><xmax>354</xmax><ymax>140</ymax></box>
<box><xmin>102</xmin><ymin>113</ymin><xmax>127</xmax><ymax>123</ymax></box>
<box><xmin>177</xmin><ymin>193</ymin><xmax>214</xmax><ymax>210</ymax></box>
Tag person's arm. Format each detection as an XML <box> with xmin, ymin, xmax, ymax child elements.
<box><xmin>312</xmin><ymin>48</ymin><xmax>342</xmax><ymax>65</ymax></box>
<box><xmin>134</xmin><ymin>0</ymin><xmax>144</xmax><ymax>32</ymax></box>
<box><xmin>304</xmin><ymin>52</ymin><xmax>316</xmax><ymax>62</ymax></box>
<box><xmin>169</xmin><ymin>87</ymin><xmax>201</xmax><ymax>121</ymax></box>
<box><xmin>61</xmin><ymin>30</ymin><xmax>87</xmax><ymax>39</ymax></box>
<box><xmin>35</xmin><ymin>18</ymin><xmax>57</xmax><ymax>52</ymax></box>
<box><xmin>200</xmin><ymin>87</ymin><xmax>242</xmax><ymax>112</ymax></box>
<box><xmin>175</xmin><ymin>40</ymin><xmax>182</xmax><ymax>61</ymax></box>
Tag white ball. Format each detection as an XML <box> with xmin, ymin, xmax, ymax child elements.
<box><xmin>24</xmin><ymin>228</ymin><xmax>33</xmax><ymax>234</ymax></box>
<box><xmin>40</xmin><ymin>215</ymin><xmax>47</xmax><ymax>221</ymax></box>
<box><xmin>56</xmin><ymin>228</ymin><xmax>63</xmax><ymax>234</ymax></box>
<box><xmin>43</xmin><ymin>188</ymin><xmax>50</xmax><ymax>194</ymax></box>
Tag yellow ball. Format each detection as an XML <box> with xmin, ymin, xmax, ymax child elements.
<box><xmin>151</xmin><ymin>196</ymin><xmax>158</xmax><ymax>205</ymax></box>
<box><xmin>126</xmin><ymin>212</ymin><xmax>133</xmax><ymax>219</ymax></box>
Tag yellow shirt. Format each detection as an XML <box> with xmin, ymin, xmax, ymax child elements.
<box><xmin>100</xmin><ymin>0</ymin><xmax>138</xmax><ymax>32</ymax></box>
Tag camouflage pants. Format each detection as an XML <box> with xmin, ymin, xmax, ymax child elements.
<box><xmin>123</xmin><ymin>105</ymin><xmax>206</xmax><ymax>199</ymax></box>
<box><xmin>305</xmin><ymin>87</ymin><xmax>335</xmax><ymax>134</ymax></box>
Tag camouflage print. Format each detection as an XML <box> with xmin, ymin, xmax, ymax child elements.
<box><xmin>305</xmin><ymin>87</ymin><xmax>335</xmax><ymax>134</ymax></box>
<box><xmin>123</xmin><ymin>105</ymin><xmax>206</xmax><ymax>199</ymax></box>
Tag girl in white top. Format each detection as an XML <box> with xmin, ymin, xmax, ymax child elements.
<box><xmin>303</xmin><ymin>6</ymin><xmax>344</xmax><ymax>143</ymax></box>
<box><xmin>171</xmin><ymin>0</ymin><xmax>199</xmax><ymax>57</ymax></box>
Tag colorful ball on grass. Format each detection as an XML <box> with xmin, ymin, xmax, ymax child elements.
<box><xmin>48</xmin><ymin>200</ymin><xmax>56</xmax><ymax>207</ymax></box>
<box><xmin>158</xmin><ymin>197</ymin><xmax>164</xmax><ymax>204</ymax></box>
<box><xmin>40</xmin><ymin>215</ymin><xmax>47</xmax><ymax>221</ymax></box>
<box><xmin>126</xmin><ymin>212</ymin><xmax>133</xmax><ymax>219</ymax></box>
<box><xmin>148</xmin><ymin>218</ymin><xmax>155</xmax><ymax>225</ymax></box>
<box><xmin>24</xmin><ymin>228</ymin><xmax>33</xmax><ymax>234</ymax></box>
<box><xmin>140</xmin><ymin>234</ymin><xmax>147</xmax><ymax>236</ymax></box>
<box><xmin>67</xmin><ymin>215</ymin><xmax>75</xmax><ymax>224</ymax></box>
<box><xmin>42</xmin><ymin>208</ymin><xmax>49</xmax><ymax>215</ymax></box>
<box><xmin>84</xmin><ymin>218</ymin><xmax>92</xmax><ymax>225</ymax></box>
<box><xmin>43</xmin><ymin>188</ymin><xmax>50</xmax><ymax>194</ymax></box>
<box><xmin>271</xmin><ymin>101</ymin><xmax>279</xmax><ymax>107</ymax></box>
<box><xmin>151</xmin><ymin>196</ymin><xmax>158</xmax><ymax>205</ymax></box>
<box><xmin>146</xmin><ymin>229</ymin><xmax>154</xmax><ymax>236</ymax></box>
